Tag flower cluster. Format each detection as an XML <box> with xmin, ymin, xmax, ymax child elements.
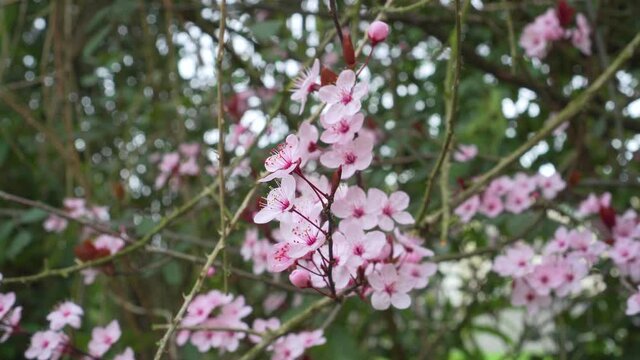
<box><xmin>175</xmin><ymin>290</ymin><xmax>325</xmax><ymax>358</ymax></box>
<box><xmin>154</xmin><ymin>142</ymin><xmax>201</xmax><ymax>190</ymax></box>
<box><xmin>493</xmin><ymin>227</ymin><xmax>605</xmax><ymax>314</ymax></box>
<box><xmin>493</xmin><ymin>192</ymin><xmax>640</xmax><ymax>317</ymax></box>
<box><xmin>455</xmin><ymin>172</ymin><xmax>566</xmax><ymax>223</ymax></box>
<box><xmin>22</xmin><ymin>298</ymin><xmax>130</xmax><ymax>360</ymax></box>
<box><xmin>251</xmin><ymin>21</ymin><xmax>437</xmax><ymax>311</ymax></box>
<box><xmin>519</xmin><ymin>1</ymin><xmax>591</xmax><ymax>59</ymax></box>
<box><xmin>42</xmin><ymin>197</ymin><xmax>110</xmax><ymax>233</ymax></box>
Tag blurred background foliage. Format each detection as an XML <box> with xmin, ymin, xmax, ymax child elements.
<box><xmin>1</xmin><ymin>0</ymin><xmax>640</xmax><ymax>359</ymax></box>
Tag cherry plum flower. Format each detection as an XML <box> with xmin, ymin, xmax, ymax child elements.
<box><xmin>368</xmin><ymin>189</ymin><xmax>415</xmax><ymax>231</ymax></box>
<box><xmin>331</xmin><ymin>185</ymin><xmax>379</xmax><ymax>230</ymax></box>
<box><xmin>453</xmin><ymin>144</ymin><xmax>478</xmax><ymax>162</ymax></box>
<box><xmin>114</xmin><ymin>348</ymin><xmax>136</xmax><ymax>360</ymax></box>
<box><xmin>577</xmin><ymin>192</ymin><xmax>611</xmax><ymax>217</ymax></box>
<box><xmin>454</xmin><ymin>195</ymin><xmax>480</xmax><ymax>223</ymax></box>
<box><xmin>338</xmin><ymin>221</ymin><xmax>386</xmax><ymax>267</ymax></box>
<box><xmin>479</xmin><ymin>194</ymin><xmax>504</xmax><ymax>218</ymax></box>
<box><xmin>536</xmin><ymin>173</ymin><xmax>566</xmax><ymax>199</ymax></box>
<box><xmin>0</xmin><ymin>306</ymin><xmax>21</xmax><ymax>343</ymax></box>
<box><xmin>46</xmin><ymin>301</ymin><xmax>83</xmax><ymax>331</ymax></box>
<box><xmin>526</xmin><ymin>260</ymin><xmax>565</xmax><ymax>296</ymax></box>
<box><xmin>93</xmin><ymin>234</ymin><xmax>125</xmax><ymax>255</ymax></box>
<box><xmin>261</xmin><ymin>135</ymin><xmax>302</xmax><ymax>182</ymax></box>
<box><xmin>43</xmin><ymin>215</ymin><xmax>68</xmax><ymax>233</ymax></box>
<box><xmin>318</xmin><ymin>70</ymin><xmax>368</xmax><ymax>124</ymax></box>
<box><xmin>367</xmin><ymin>264</ymin><xmax>413</xmax><ymax>310</ymax></box>
<box><xmin>0</xmin><ymin>292</ymin><xmax>16</xmax><ymax>319</ymax></box>
<box><xmin>626</xmin><ymin>287</ymin><xmax>640</xmax><ymax>316</ymax></box>
<box><xmin>254</xmin><ymin>175</ymin><xmax>296</xmax><ymax>224</ymax></box>
<box><xmin>250</xmin><ymin>318</ymin><xmax>280</xmax><ymax>343</ymax></box>
<box><xmin>504</xmin><ymin>188</ymin><xmax>533</xmax><ymax>214</ymax></box>
<box><xmin>268</xmin><ymin>242</ymin><xmax>296</xmax><ymax>273</ymax></box>
<box><xmin>88</xmin><ymin>320</ymin><xmax>121</xmax><ymax>357</ymax></box>
<box><xmin>511</xmin><ymin>279</ymin><xmax>551</xmax><ymax>315</ymax></box>
<box><xmin>571</xmin><ymin>13</ymin><xmax>592</xmax><ymax>56</ymax></box>
<box><xmin>296</xmin><ymin>121</ymin><xmax>321</xmax><ymax>165</ymax></box>
<box><xmin>291</xmin><ymin>59</ymin><xmax>320</xmax><ymax>114</ymax></box>
<box><xmin>493</xmin><ymin>242</ymin><xmax>535</xmax><ymax>278</ymax></box>
<box><xmin>320</xmin><ymin>113</ymin><xmax>364</xmax><ymax>145</ymax></box>
<box><xmin>25</xmin><ymin>330</ymin><xmax>67</xmax><ymax>360</ymax></box>
<box><xmin>399</xmin><ymin>262</ymin><xmax>437</xmax><ymax>290</ymax></box>
<box><xmin>320</xmin><ymin>132</ymin><xmax>374</xmax><ymax>179</ymax></box>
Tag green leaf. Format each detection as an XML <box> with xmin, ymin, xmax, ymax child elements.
<box><xmin>249</xmin><ymin>20</ymin><xmax>282</xmax><ymax>42</ymax></box>
<box><xmin>162</xmin><ymin>261</ymin><xmax>183</xmax><ymax>285</ymax></box>
<box><xmin>20</xmin><ymin>208</ymin><xmax>48</xmax><ymax>224</ymax></box>
<box><xmin>83</xmin><ymin>26</ymin><xmax>112</xmax><ymax>59</ymax></box>
<box><xmin>6</xmin><ymin>231</ymin><xmax>32</xmax><ymax>259</ymax></box>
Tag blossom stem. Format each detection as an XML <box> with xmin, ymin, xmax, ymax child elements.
<box><xmin>355</xmin><ymin>48</ymin><xmax>374</xmax><ymax>77</ymax></box>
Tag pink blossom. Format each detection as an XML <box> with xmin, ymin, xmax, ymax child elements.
<box><xmin>88</xmin><ymin>320</ymin><xmax>121</xmax><ymax>357</ymax></box>
<box><xmin>46</xmin><ymin>301</ymin><xmax>83</xmax><ymax>331</ymax></box>
<box><xmin>179</xmin><ymin>143</ymin><xmax>200</xmax><ymax>158</ymax></box>
<box><xmin>289</xmin><ymin>269</ymin><xmax>311</xmax><ymax>289</ymax></box>
<box><xmin>613</xmin><ymin>211</ymin><xmax>640</xmax><ymax>241</ymax></box>
<box><xmin>268</xmin><ymin>242</ymin><xmax>296</xmax><ymax>272</ymax></box>
<box><xmin>367</xmin><ymin>20</ymin><xmax>390</xmax><ymax>45</ymax></box>
<box><xmin>504</xmin><ymin>188</ymin><xmax>533</xmax><ymax>214</ymax></box>
<box><xmin>487</xmin><ymin>176</ymin><xmax>513</xmax><ymax>196</ymax></box>
<box><xmin>63</xmin><ymin>197</ymin><xmax>87</xmax><ymax>218</ymax></box>
<box><xmin>555</xmin><ymin>258</ymin><xmax>588</xmax><ymax>297</ymax></box>
<box><xmin>25</xmin><ymin>330</ymin><xmax>66</xmax><ymax>360</ymax></box>
<box><xmin>261</xmin><ymin>134</ymin><xmax>301</xmax><ymax>182</ymax></box>
<box><xmin>43</xmin><ymin>215</ymin><xmax>68</xmax><ymax>233</ymax></box>
<box><xmin>453</xmin><ymin>144</ymin><xmax>478</xmax><ymax>162</ymax></box>
<box><xmin>93</xmin><ymin>234</ymin><xmax>125</xmax><ymax>255</ymax></box>
<box><xmin>519</xmin><ymin>23</ymin><xmax>550</xmax><ymax>59</ymax></box>
<box><xmin>543</xmin><ymin>227</ymin><xmax>571</xmax><ymax>255</ymax></box>
<box><xmin>331</xmin><ymin>186</ymin><xmax>378</xmax><ymax>230</ymax></box>
<box><xmin>394</xmin><ymin>229</ymin><xmax>435</xmax><ymax>261</ymax></box>
<box><xmin>367</xmin><ymin>189</ymin><xmax>414</xmax><ymax>231</ymax></box>
<box><xmin>320</xmin><ymin>112</ymin><xmax>364</xmax><ymax>144</ymax></box>
<box><xmin>183</xmin><ymin>290</ymin><xmax>232</xmax><ymax>327</ymax></box>
<box><xmin>318</xmin><ymin>70</ymin><xmax>368</xmax><ymax>124</ymax></box>
<box><xmin>609</xmin><ymin>238</ymin><xmax>640</xmax><ymax>266</ymax></box>
<box><xmin>571</xmin><ymin>13</ymin><xmax>592</xmax><ymax>56</ymax></box>
<box><xmin>320</xmin><ymin>132</ymin><xmax>374</xmax><ymax>179</ymax></box>
<box><xmin>479</xmin><ymin>194</ymin><xmax>504</xmax><ymax>218</ymax></box>
<box><xmin>178</xmin><ymin>157</ymin><xmax>199</xmax><ymax>176</ymax></box>
<box><xmin>281</xmin><ymin>214</ymin><xmax>326</xmax><ymax>259</ymax></box>
<box><xmin>241</xmin><ymin>228</ymin><xmax>260</xmax><ymax>261</ymax></box>
<box><xmin>254</xmin><ymin>175</ymin><xmax>296</xmax><ymax>224</ymax></box>
<box><xmin>626</xmin><ymin>287</ymin><xmax>640</xmax><ymax>316</ymax></box>
<box><xmin>291</xmin><ymin>59</ymin><xmax>320</xmax><ymax>114</ymax></box>
<box><xmin>577</xmin><ymin>192</ymin><xmax>611</xmax><ymax>216</ymax></box>
<box><xmin>536</xmin><ymin>173</ymin><xmax>566</xmax><ymax>199</ymax></box>
<box><xmin>0</xmin><ymin>306</ymin><xmax>21</xmax><ymax>343</ymax></box>
<box><xmin>367</xmin><ymin>264</ymin><xmax>413</xmax><ymax>310</ymax></box>
<box><xmin>0</xmin><ymin>292</ymin><xmax>16</xmax><ymax>319</ymax></box>
<box><xmin>114</xmin><ymin>347</ymin><xmax>136</xmax><ymax>360</ymax></box>
<box><xmin>155</xmin><ymin>152</ymin><xmax>180</xmax><ymax>189</ymax></box>
<box><xmin>296</xmin><ymin>121</ymin><xmax>320</xmax><ymax>165</ymax></box>
<box><xmin>338</xmin><ymin>221</ymin><xmax>386</xmax><ymax>266</ymax></box>
<box><xmin>454</xmin><ymin>195</ymin><xmax>480</xmax><ymax>223</ymax></box>
<box><xmin>399</xmin><ymin>262</ymin><xmax>437</xmax><ymax>289</ymax></box>
<box><xmin>526</xmin><ymin>260</ymin><xmax>565</xmax><ymax>296</ymax></box>
<box><xmin>493</xmin><ymin>242</ymin><xmax>535</xmax><ymax>278</ymax></box>
<box><xmin>250</xmin><ymin>318</ymin><xmax>280</xmax><ymax>343</ymax></box>
<box><xmin>511</xmin><ymin>279</ymin><xmax>551</xmax><ymax>315</ymax></box>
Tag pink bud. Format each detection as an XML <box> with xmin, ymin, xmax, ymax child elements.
<box><xmin>206</xmin><ymin>266</ymin><xmax>216</xmax><ymax>277</ymax></box>
<box><xmin>289</xmin><ymin>269</ymin><xmax>311</xmax><ymax>288</ymax></box>
<box><xmin>367</xmin><ymin>21</ymin><xmax>390</xmax><ymax>45</ymax></box>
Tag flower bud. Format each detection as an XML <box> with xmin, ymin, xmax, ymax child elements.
<box><xmin>289</xmin><ymin>269</ymin><xmax>311</xmax><ymax>288</ymax></box>
<box><xmin>206</xmin><ymin>266</ymin><xmax>216</xmax><ymax>277</ymax></box>
<box><xmin>599</xmin><ymin>206</ymin><xmax>616</xmax><ymax>229</ymax></box>
<box><xmin>556</xmin><ymin>0</ymin><xmax>575</xmax><ymax>27</ymax></box>
<box><xmin>342</xmin><ymin>31</ymin><xmax>356</xmax><ymax>68</ymax></box>
<box><xmin>367</xmin><ymin>21</ymin><xmax>390</xmax><ymax>46</ymax></box>
<box><xmin>330</xmin><ymin>165</ymin><xmax>342</xmax><ymax>196</ymax></box>
<box><xmin>321</xmin><ymin>66</ymin><xmax>338</xmax><ymax>86</ymax></box>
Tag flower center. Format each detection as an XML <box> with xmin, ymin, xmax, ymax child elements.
<box><xmin>340</xmin><ymin>90</ymin><xmax>353</xmax><ymax>105</ymax></box>
<box><xmin>344</xmin><ymin>152</ymin><xmax>356</xmax><ymax>164</ymax></box>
